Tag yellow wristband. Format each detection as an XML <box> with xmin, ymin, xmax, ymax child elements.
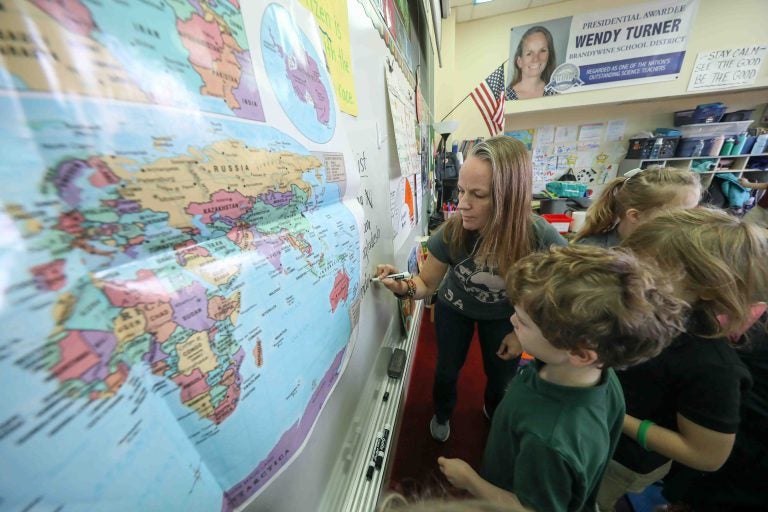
<box><xmin>637</xmin><ymin>419</ymin><xmax>654</xmax><ymax>451</ymax></box>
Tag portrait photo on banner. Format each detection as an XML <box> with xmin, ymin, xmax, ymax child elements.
<box><xmin>506</xmin><ymin>17</ymin><xmax>572</xmax><ymax>100</ymax></box>
<box><xmin>507</xmin><ymin>0</ymin><xmax>699</xmax><ymax>99</ymax></box>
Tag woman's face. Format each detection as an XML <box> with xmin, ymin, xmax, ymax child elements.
<box><xmin>456</xmin><ymin>156</ymin><xmax>493</xmax><ymax>232</ymax></box>
<box><xmin>516</xmin><ymin>32</ymin><xmax>549</xmax><ymax>81</ymax></box>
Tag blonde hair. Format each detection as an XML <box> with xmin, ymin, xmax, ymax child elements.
<box><xmin>622</xmin><ymin>208</ymin><xmax>768</xmax><ymax>339</ymax></box>
<box><xmin>506</xmin><ymin>245</ymin><xmax>687</xmax><ymax>368</ymax></box>
<box><xmin>573</xmin><ymin>167</ymin><xmax>701</xmax><ymax>242</ymax></box>
<box><xmin>443</xmin><ymin>136</ymin><xmax>532</xmax><ymax>278</ymax></box>
<box><xmin>379</xmin><ymin>494</ymin><xmax>516</xmax><ymax>512</ymax></box>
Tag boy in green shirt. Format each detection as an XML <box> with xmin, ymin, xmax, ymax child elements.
<box><xmin>438</xmin><ymin>245</ymin><xmax>687</xmax><ymax>511</ymax></box>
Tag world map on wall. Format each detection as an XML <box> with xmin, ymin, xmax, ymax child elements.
<box><xmin>0</xmin><ymin>1</ymin><xmax>360</xmax><ymax>510</ymax></box>
<box><xmin>261</xmin><ymin>2</ymin><xmax>337</xmax><ymax>143</ymax></box>
<box><xmin>0</xmin><ymin>0</ymin><xmax>265</xmax><ymax>120</ymax></box>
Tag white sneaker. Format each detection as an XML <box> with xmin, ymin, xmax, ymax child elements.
<box><xmin>429</xmin><ymin>415</ymin><xmax>450</xmax><ymax>442</ymax></box>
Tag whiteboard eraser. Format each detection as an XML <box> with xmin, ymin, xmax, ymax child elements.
<box><xmin>387</xmin><ymin>348</ymin><xmax>407</xmax><ymax>379</ymax></box>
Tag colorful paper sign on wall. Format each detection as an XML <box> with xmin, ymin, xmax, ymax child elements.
<box><xmin>300</xmin><ymin>0</ymin><xmax>359</xmax><ymax>115</ymax></box>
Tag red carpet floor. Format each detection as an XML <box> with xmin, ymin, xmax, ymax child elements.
<box><xmin>388</xmin><ymin>309</ymin><xmax>491</xmax><ymax>498</ymax></box>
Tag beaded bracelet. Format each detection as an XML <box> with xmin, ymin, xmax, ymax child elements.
<box><xmin>394</xmin><ymin>278</ymin><xmax>416</xmax><ymax>300</ymax></box>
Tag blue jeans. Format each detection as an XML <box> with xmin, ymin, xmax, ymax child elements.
<box><xmin>433</xmin><ymin>299</ymin><xmax>519</xmax><ymax>423</ymax></box>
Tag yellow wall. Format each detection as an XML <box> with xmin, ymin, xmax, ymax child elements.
<box><xmin>434</xmin><ymin>9</ymin><xmax>457</xmax><ymax>121</ymax></box>
<box><xmin>436</xmin><ymin>0</ymin><xmax>768</xmax><ymax>142</ymax></box>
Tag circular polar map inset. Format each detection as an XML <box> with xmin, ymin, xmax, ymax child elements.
<box><xmin>261</xmin><ymin>3</ymin><xmax>336</xmax><ymax>144</ymax></box>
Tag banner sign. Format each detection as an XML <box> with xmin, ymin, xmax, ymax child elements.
<box><xmin>507</xmin><ymin>0</ymin><xmax>699</xmax><ymax>98</ymax></box>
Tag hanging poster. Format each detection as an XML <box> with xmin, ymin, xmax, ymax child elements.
<box><xmin>299</xmin><ymin>0</ymin><xmax>359</xmax><ymax>115</ymax></box>
<box><xmin>385</xmin><ymin>58</ymin><xmax>420</xmax><ymax>176</ymax></box>
<box><xmin>390</xmin><ymin>175</ymin><xmax>417</xmax><ymax>252</ymax></box>
<box><xmin>507</xmin><ymin>0</ymin><xmax>699</xmax><ymax>99</ymax></box>
<box><xmin>687</xmin><ymin>45</ymin><xmax>767</xmax><ymax>91</ymax></box>
<box><xmin>505</xmin><ymin>129</ymin><xmax>535</xmax><ymax>150</ymax></box>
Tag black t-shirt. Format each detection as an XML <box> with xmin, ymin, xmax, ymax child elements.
<box><xmin>427</xmin><ymin>214</ymin><xmax>567</xmax><ymax>320</ymax></box>
<box><xmin>662</xmin><ymin>319</ymin><xmax>768</xmax><ymax>510</ymax></box>
<box><xmin>613</xmin><ymin>331</ymin><xmax>753</xmax><ymax>473</ymax></box>
<box><xmin>427</xmin><ymin>215</ymin><xmax>565</xmax><ymax>320</ymax></box>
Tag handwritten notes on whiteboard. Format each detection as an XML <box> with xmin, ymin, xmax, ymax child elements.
<box><xmin>688</xmin><ymin>45</ymin><xmax>767</xmax><ymax>91</ymax></box>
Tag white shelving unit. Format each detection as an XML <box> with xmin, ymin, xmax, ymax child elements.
<box><xmin>618</xmin><ymin>153</ymin><xmax>768</xmax><ymax>188</ymax></box>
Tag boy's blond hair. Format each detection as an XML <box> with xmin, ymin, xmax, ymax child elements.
<box><xmin>572</xmin><ymin>167</ymin><xmax>700</xmax><ymax>241</ymax></box>
<box><xmin>622</xmin><ymin>207</ymin><xmax>768</xmax><ymax>339</ymax></box>
<box><xmin>506</xmin><ymin>245</ymin><xmax>687</xmax><ymax>368</ymax></box>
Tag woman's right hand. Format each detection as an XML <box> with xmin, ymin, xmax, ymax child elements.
<box><xmin>375</xmin><ymin>264</ymin><xmax>408</xmax><ymax>296</ymax></box>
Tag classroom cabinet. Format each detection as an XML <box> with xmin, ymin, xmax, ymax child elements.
<box><xmin>618</xmin><ymin>153</ymin><xmax>768</xmax><ymax>189</ymax></box>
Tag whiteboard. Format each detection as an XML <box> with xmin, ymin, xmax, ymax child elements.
<box><xmin>244</xmin><ymin>0</ymin><xmax>428</xmax><ymax>510</ymax></box>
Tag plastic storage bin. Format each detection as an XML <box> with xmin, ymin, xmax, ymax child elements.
<box><xmin>541</xmin><ymin>214</ymin><xmax>572</xmax><ymax>234</ymax></box>
<box><xmin>626</xmin><ymin>137</ymin><xmax>680</xmax><ymax>159</ymax></box>
<box><xmin>539</xmin><ymin>198</ymin><xmax>568</xmax><ymax>214</ymax></box>
<box><xmin>678</xmin><ymin>121</ymin><xmax>753</xmax><ymax>139</ymax></box>
<box><xmin>720</xmin><ymin>110</ymin><xmax>754</xmax><ymax>122</ymax></box>
<box><xmin>545</xmin><ymin>181</ymin><xmax>588</xmax><ymax>198</ymax></box>
<box><xmin>673</xmin><ymin>103</ymin><xmax>727</xmax><ymax>126</ymax></box>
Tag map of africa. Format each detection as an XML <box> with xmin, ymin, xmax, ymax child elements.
<box><xmin>0</xmin><ymin>0</ymin><xmax>265</xmax><ymax>121</ymax></box>
<box><xmin>0</xmin><ymin>94</ymin><xmax>360</xmax><ymax>511</ymax></box>
<box><xmin>261</xmin><ymin>2</ymin><xmax>337</xmax><ymax>143</ymax></box>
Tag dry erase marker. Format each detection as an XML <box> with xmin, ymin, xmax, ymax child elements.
<box><xmin>376</xmin><ymin>424</ymin><xmax>391</xmax><ymax>469</ymax></box>
<box><xmin>371</xmin><ymin>272</ymin><xmax>412</xmax><ymax>282</ymax></box>
<box><xmin>374</xmin><ymin>427</ymin><xmax>387</xmax><ymax>469</ymax></box>
<box><xmin>366</xmin><ymin>431</ymin><xmax>383</xmax><ymax>479</ymax></box>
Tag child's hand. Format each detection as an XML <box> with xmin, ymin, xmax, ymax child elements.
<box><xmin>437</xmin><ymin>456</ymin><xmax>476</xmax><ymax>491</ymax></box>
<box><xmin>740</xmin><ymin>177</ymin><xmax>751</xmax><ymax>187</ymax></box>
<box><xmin>497</xmin><ymin>331</ymin><xmax>523</xmax><ymax>360</ymax></box>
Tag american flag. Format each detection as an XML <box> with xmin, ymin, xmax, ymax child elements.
<box><xmin>470</xmin><ymin>63</ymin><xmax>506</xmax><ymax>136</ymax></box>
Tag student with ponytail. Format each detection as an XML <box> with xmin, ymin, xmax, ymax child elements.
<box><xmin>572</xmin><ymin>167</ymin><xmax>701</xmax><ymax>247</ymax></box>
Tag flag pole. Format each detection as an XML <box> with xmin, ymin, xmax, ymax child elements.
<box><xmin>439</xmin><ymin>58</ymin><xmax>509</xmax><ymax>122</ymax></box>
<box><xmin>439</xmin><ymin>92</ymin><xmax>471</xmax><ymax>122</ymax></box>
